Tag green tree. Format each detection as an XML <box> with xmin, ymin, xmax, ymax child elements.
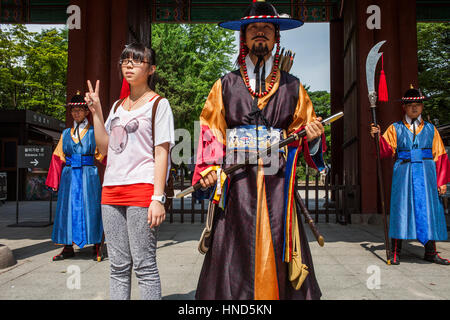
<box><xmin>296</xmin><ymin>88</ymin><xmax>331</xmax><ymax>181</ymax></box>
<box><xmin>0</xmin><ymin>24</ymin><xmax>31</xmax><ymax>110</ymax></box>
<box><xmin>151</xmin><ymin>24</ymin><xmax>236</xmax><ymax>134</ymax></box>
<box><xmin>308</xmin><ymin>88</ymin><xmax>331</xmax><ymax>158</ymax></box>
<box><xmin>23</xmin><ymin>28</ymin><xmax>68</xmax><ymax>120</ymax></box>
<box><xmin>417</xmin><ymin>23</ymin><xmax>450</xmax><ymax>125</ymax></box>
<box><xmin>0</xmin><ymin>25</ymin><xmax>68</xmax><ymax>121</ymax></box>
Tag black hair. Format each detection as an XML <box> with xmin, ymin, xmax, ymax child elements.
<box><xmin>119</xmin><ymin>42</ymin><xmax>157</xmax><ymax>90</ymax></box>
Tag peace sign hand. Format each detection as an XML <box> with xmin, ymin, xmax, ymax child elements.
<box><xmin>85</xmin><ymin>80</ymin><xmax>102</xmax><ymax>115</ymax></box>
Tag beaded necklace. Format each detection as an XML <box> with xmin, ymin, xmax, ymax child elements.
<box><xmin>241</xmin><ymin>40</ymin><xmax>281</xmax><ymax>98</ymax></box>
<box><xmin>126</xmin><ymin>90</ymin><xmax>151</xmax><ymax>111</ymax></box>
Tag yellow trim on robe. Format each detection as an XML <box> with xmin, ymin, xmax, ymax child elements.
<box><xmin>198</xmin><ymin>165</ymin><xmax>228</xmax><ymax>202</ymax></box>
<box><xmin>257</xmin><ymin>70</ymin><xmax>281</xmax><ymax>110</ymax></box>
<box><xmin>288</xmin><ymin>83</ymin><xmax>318</xmax><ymax>135</ymax></box>
<box><xmin>254</xmin><ymin>160</ymin><xmax>279</xmax><ymax>300</ymax></box>
<box><xmin>94</xmin><ymin>148</ymin><xmax>104</xmax><ymax>162</ymax></box>
<box><xmin>199</xmin><ymin>165</ymin><xmax>220</xmax><ymax>179</ymax></box>
<box><xmin>70</xmin><ymin>125</ymin><xmax>89</xmax><ymax>144</ymax></box>
<box><xmin>236</xmin><ymin>67</ymin><xmax>317</xmax><ymax>135</ymax></box>
<box><xmin>432</xmin><ymin>127</ymin><xmax>447</xmax><ymax>161</ymax></box>
<box><xmin>199</xmin><ymin>79</ymin><xmax>227</xmax><ymax>146</ymax></box>
<box><xmin>283</xmin><ymin>147</ymin><xmax>299</xmax><ymax>263</ymax></box>
<box><xmin>69</xmin><ymin>124</ymin><xmax>105</xmax><ymax>162</ymax></box>
<box><xmin>383</xmin><ymin>120</ymin><xmax>447</xmax><ymax>162</ymax></box>
<box><xmin>288</xmin><ymin>204</ymin><xmax>309</xmax><ymax>290</ymax></box>
<box><xmin>382</xmin><ymin>124</ymin><xmax>398</xmax><ymax>156</ymax></box>
<box><xmin>53</xmin><ymin>134</ymin><xmax>66</xmax><ymax>163</ymax></box>
<box><xmin>402</xmin><ymin>118</ymin><xmax>425</xmax><ymax>135</ymax></box>
<box><xmin>200</xmin><ymin>69</ymin><xmax>316</xmax><ymax>147</ymax></box>
<box><xmin>238</xmin><ymin>68</ymin><xmax>282</xmax><ymax>111</ymax></box>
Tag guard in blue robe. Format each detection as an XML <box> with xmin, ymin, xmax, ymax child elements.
<box><xmin>372</xmin><ymin>87</ymin><xmax>450</xmax><ymax>265</ymax></box>
<box><xmin>46</xmin><ymin>93</ymin><xmax>104</xmax><ymax>261</ymax></box>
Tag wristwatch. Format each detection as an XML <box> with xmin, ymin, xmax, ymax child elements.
<box><xmin>151</xmin><ymin>194</ymin><xmax>166</xmax><ymax>204</ymax></box>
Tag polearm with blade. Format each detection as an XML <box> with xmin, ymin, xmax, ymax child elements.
<box><xmin>176</xmin><ymin>112</ymin><xmax>344</xmax><ymax>199</ymax></box>
<box><xmin>366</xmin><ymin>40</ymin><xmax>391</xmax><ymax>265</ymax></box>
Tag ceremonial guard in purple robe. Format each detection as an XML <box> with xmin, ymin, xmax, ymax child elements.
<box><xmin>192</xmin><ymin>0</ymin><xmax>326</xmax><ymax>300</ymax></box>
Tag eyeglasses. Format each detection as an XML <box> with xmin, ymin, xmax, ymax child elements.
<box><xmin>119</xmin><ymin>58</ymin><xmax>149</xmax><ymax>66</ymax></box>
<box><xmin>71</xmin><ymin>109</ymin><xmax>86</xmax><ymax>113</ymax></box>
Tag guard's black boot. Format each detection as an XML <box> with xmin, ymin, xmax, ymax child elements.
<box><xmin>52</xmin><ymin>245</ymin><xmax>75</xmax><ymax>261</ymax></box>
<box><xmin>391</xmin><ymin>238</ymin><xmax>402</xmax><ymax>265</ymax></box>
<box><xmin>424</xmin><ymin>241</ymin><xmax>450</xmax><ymax>265</ymax></box>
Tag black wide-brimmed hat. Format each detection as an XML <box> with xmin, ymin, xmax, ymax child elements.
<box><xmin>401</xmin><ymin>85</ymin><xmax>427</xmax><ymax>104</ymax></box>
<box><xmin>67</xmin><ymin>91</ymin><xmax>88</xmax><ymax>109</ymax></box>
<box><xmin>219</xmin><ymin>0</ymin><xmax>303</xmax><ymax>31</ymax></box>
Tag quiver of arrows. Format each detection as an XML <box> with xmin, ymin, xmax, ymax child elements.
<box><xmin>279</xmin><ymin>48</ymin><xmax>295</xmax><ymax>73</ymax></box>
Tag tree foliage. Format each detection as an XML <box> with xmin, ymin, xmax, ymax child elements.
<box><xmin>152</xmin><ymin>24</ymin><xmax>236</xmax><ymax>134</ymax></box>
<box><xmin>307</xmin><ymin>88</ymin><xmax>331</xmax><ymax>156</ymax></box>
<box><xmin>0</xmin><ymin>25</ymin><xmax>68</xmax><ymax>121</ymax></box>
<box><xmin>296</xmin><ymin>88</ymin><xmax>331</xmax><ymax>180</ymax></box>
<box><xmin>417</xmin><ymin>23</ymin><xmax>450</xmax><ymax>125</ymax></box>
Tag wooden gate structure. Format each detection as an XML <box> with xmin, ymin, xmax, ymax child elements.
<box><xmin>1</xmin><ymin>0</ymin><xmax>449</xmax><ymax>218</ymax></box>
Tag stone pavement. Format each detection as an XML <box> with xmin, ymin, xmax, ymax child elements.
<box><xmin>0</xmin><ymin>201</ymin><xmax>449</xmax><ymax>300</ymax></box>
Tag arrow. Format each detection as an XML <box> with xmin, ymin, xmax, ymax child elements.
<box><xmin>31</xmin><ymin>159</ymin><xmax>39</xmax><ymax>167</ymax></box>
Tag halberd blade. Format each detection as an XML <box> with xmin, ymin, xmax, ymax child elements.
<box><xmin>366</xmin><ymin>40</ymin><xmax>386</xmax><ymax>94</ymax></box>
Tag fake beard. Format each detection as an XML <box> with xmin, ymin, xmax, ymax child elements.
<box><xmin>251</xmin><ymin>43</ymin><xmax>270</xmax><ymax>57</ymax></box>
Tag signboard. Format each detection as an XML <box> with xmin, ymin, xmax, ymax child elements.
<box><xmin>10</xmin><ymin>145</ymin><xmax>54</xmax><ymax>227</ymax></box>
<box><xmin>17</xmin><ymin>145</ymin><xmax>52</xmax><ymax>169</ymax></box>
<box><xmin>26</xmin><ymin>110</ymin><xmax>66</xmax><ymax>132</ymax></box>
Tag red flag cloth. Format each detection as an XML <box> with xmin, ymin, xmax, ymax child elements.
<box><xmin>378</xmin><ymin>54</ymin><xmax>388</xmax><ymax>102</ymax></box>
<box><xmin>119</xmin><ymin>78</ymin><xmax>130</xmax><ymax>99</ymax></box>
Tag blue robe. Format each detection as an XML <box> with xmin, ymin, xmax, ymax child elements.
<box><xmin>389</xmin><ymin>121</ymin><xmax>448</xmax><ymax>244</ymax></box>
<box><xmin>51</xmin><ymin>127</ymin><xmax>103</xmax><ymax>248</ymax></box>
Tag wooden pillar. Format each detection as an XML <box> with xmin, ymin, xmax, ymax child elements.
<box><xmin>397</xmin><ymin>0</ymin><xmax>419</xmax><ymax>90</ymax></box>
<box><xmin>127</xmin><ymin>0</ymin><xmax>152</xmax><ymax>47</ymax></box>
<box><xmin>66</xmin><ymin>0</ymin><xmax>129</xmax><ymax>181</ymax></box>
<box><xmin>66</xmin><ymin>0</ymin><xmax>153</xmax><ymax>124</ymax></box>
<box><xmin>84</xmin><ymin>0</ymin><xmax>112</xmax><ymax>118</ymax></box>
<box><xmin>66</xmin><ymin>0</ymin><xmax>87</xmax><ymax>126</ymax></box>
<box><xmin>342</xmin><ymin>0</ymin><xmax>360</xmax><ymax>212</ymax></box>
<box><xmin>329</xmin><ymin>18</ymin><xmax>344</xmax><ymax>189</ymax></box>
<box><xmin>344</xmin><ymin>0</ymin><xmax>418</xmax><ymax>214</ymax></box>
<box><xmin>66</xmin><ymin>0</ymin><xmax>129</xmax><ymax>125</ymax></box>
<box><xmin>109</xmin><ymin>0</ymin><xmax>129</xmax><ymax>112</ymax></box>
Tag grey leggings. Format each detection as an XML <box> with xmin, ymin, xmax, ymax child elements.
<box><xmin>102</xmin><ymin>205</ymin><xmax>161</xmax><ymax>300</ymax></box>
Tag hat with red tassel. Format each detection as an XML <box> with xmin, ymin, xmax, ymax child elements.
<box><xmin>378</xmin><ymin>53</ymin><xmax>388</xmax><ymax>102</ymax></box>
<box><xmin>67</xmin><ymin>91</ymin><xmax>89</xmax><ymax>109</ymax></box>
<box><xmin>401</xmin><ymin>84</ymin><xmax>427</xmax><ymax>104</ymax></box>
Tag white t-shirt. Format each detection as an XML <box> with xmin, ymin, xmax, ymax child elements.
<box><xmin>103</xmin><ymin>96</ymin><xmax>175</xmax><ymax>187</ymax></box>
